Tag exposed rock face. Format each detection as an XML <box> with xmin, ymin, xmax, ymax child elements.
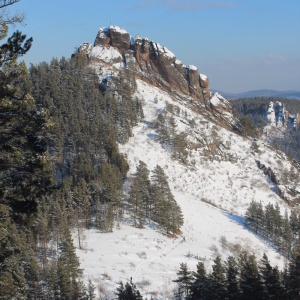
<box><xmin>265</xmin><ymin>101</ymin><xmax>300</xmax><ymax>131</ymax></box>
<box><xmin>209</xmin><ymin>92</ymin><xmax>232</xmax><ymax>116</ymax></box>
<box><xmin>75</xmin><ymin>25</ymin><xmax>211</xmax><ymax>105</ymax></box>
<box><xmin>94</xmin><ymin>26</ymin><xmax>131</xmax><ymax>51</ymax></box>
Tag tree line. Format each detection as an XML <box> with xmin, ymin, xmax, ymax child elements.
<box><xmin>172</xmin><ymin>250</ymin><xmax>300</xmax><ymax>300</ymax></box>
<box><xmin>245</xmin><ymin>200</ymin><xmax>300</xmax><ymax>259</ymax></box>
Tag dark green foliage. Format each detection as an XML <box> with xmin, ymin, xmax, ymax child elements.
<box><xmin>189</xmin><ymin>261</ymin><xmax>208</xmax><ymax>299</ymax></box>
<box><xmin>231</xmin><ymin>97</ymin><xmax>300</xmax><ymax>119</ymax></box>
<box><xmin>238</xmin><ymin>115</ymin><xmax>258</xmax><ymax>137</ymax></box>
<box><xmin>0</xmin><ymin>3</ymin><xmax>56</xmax><ymax>297</ymax></box>
<box><xmin>150</xmin><ymin>165</ymin><xmax>184</xmax><ymax>233</ymax></box>
<box><xmin>245</xmin><ymin>201</ymin><xmax>300</xmax><ymax>259</ymax></box>
<box><xmin>239</xmin><ymin>252</ymin><xmax>264</xmax><ymax>300</ymax></box>
<box><xmin>29</xmin><ymin>54</ymin><xmax>146</xmax><ymax>232</ymax></box>
<box><xmin>225</xmin><ymin>256</ymin><xmax>240</xmax><ymax>300</ymax></box>
<box><xmin>181</xmin><ymin>251</ymin><xmax>298</xmax><ymax>300</ymax></box>
<box><xmin>174</xmin><ymin>263</ymin><xmax>193</xmax><ymax>298</ymax></box>
<box><xmin>87</xmin><ymin>279</ymin><xmax>96</xmax><ymax>300</ymax></box>
<box><xmin>208</xmin><ymin>256</ymin><xmax>226</xmax><ymax>299</ymax></box>
<box><xmin>127</xmin><ymin>162</ymin><xmax>184</xmax><ymax>233</ymax></box>
<box><xmin>57</xmin><ymin>223</ymin><xmax>84</xmax><ymax>300</ymax></box>
<box><xmin>259</xmin><ymin>253</ymin><xmax>284</xmax><ymax>299</ymax></box>
<box><xmin>269</xmin><ymin>130</ymin><xmax>300</xmax><ymax>163</ymax></box>
<box><xmin>128</xmin><ymin>160</ymin><xmax>151</xmax><ymax>227</ymax></box>
<box><xmin>286</xmin><ymin>247</ymin><xmax>300</xmax><ymax>299</ymax></box>
<box><xmin>116</xmin><ymin>278</ymin><xmax>143</xmax><ymax>300</ymax></box>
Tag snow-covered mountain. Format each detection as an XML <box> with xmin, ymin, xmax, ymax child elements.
<box><xmin>72</xmin><ymin>26</ymin><xmax>300</xmax><ymax>299</ymax></box>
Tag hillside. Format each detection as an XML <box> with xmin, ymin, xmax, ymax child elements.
<box><xmin>74</xmin><ymin>79</ymin><xmax>295</xmax><ymax>299</ymax></box>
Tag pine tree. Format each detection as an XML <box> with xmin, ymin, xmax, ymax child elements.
<box><xmin>116</xmin><ymin>278</ymin><xmax>143</xmax><ymax>300</ymax></box>
<box><xmin>225</xmin><ymin>256</ymin><xmax>240</xmax><ymax>300</ymax></box>
<box><xmin>259</xmin><ymin>253</ymin><xmax>284</xmax><ymax>299</ymax></box>
<box><xmin>239</xmin><ymin>252</ymin><xmax>264</xmax><ymax>300</ymax></box>
<box><xmin>57</xmin><ymin>223</ymin><xmax>84</xmax><ymax>299</ymax></box>
<box><xmin>0</xmin><ymin>1</ymin><xmax>54</xmax><ymax>297</ymax></box>
<box><xmin>287</xmin><ymin>248</ymin><xmax>300</xmax><ymax>299</ymax></box>
<box><xmin>87</xmin><ymin>279</ymin><xmax>96</xmax><ymax>300</ymax></box>
<box><xmin>150</xmin><ymin>165</ymin><xmax>183</xmax><ymax>233</ymax></box>
<box><xmin>174</xmin><ymin>263</ymin><xmax>193</xmax><ymax>298</ymax></box>
<box><xmin>207</xmin><ymin>256</ymin><xmax>226</xmax><ymax>300</ymax></box>
<box><xmin>189</xmin><ymin>261</ymin><xmax>208</xmax><ymax>299</ymax></box>
<box><xmin>128</xmin><ymin>161</ymin><xmax>150</xmax><ymax>227</ymax></box>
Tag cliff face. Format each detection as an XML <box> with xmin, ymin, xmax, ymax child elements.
<box><xmin>73</xmin><ymin>25</ymin><xmax>237</xmax><ymax>130</ymax></box>
<box><xmin>265</xmin><ymin>101</ymin><xmax>300</xmax><ymax>132</ymax></box>
<box><xmin>75</xmin><ymin>26</ymin><xmax>211</xmax><ymax>105</ymax></box>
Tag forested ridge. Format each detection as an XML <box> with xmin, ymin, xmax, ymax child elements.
<box><xmin>230</xmin><ymin>97</ymin><xmax>300</xmax><ymax>163</ymax></box>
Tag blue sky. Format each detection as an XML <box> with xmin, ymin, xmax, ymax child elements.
<box><xmin>9</xmin><ymin>0</ymin><xmax>300</xmax><ymax>93</ymax></box>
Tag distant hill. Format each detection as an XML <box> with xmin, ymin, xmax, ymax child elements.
<box><xmin>212</xmin><ymin>89</ymin><xmax>300</xmax><ymax>100</ymax></box>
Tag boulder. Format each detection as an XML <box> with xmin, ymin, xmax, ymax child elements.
<box><xmin>94</xmin><ymin>26</ymin><xmax>130</xmax><ymax>53</ymax></box>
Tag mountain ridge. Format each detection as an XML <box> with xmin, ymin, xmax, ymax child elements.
<box><xmin>211</xmin><ymin>88</ymin><xmax>300</xmax><ymax>99</ymax></box>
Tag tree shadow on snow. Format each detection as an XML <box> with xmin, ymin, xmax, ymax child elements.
<box><xmin>223</xmin><ymin>211</ymin><xmax>246</xmax><ymax>228</ymax></box>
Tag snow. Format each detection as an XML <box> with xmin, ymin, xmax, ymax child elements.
<box><xmin>266</xmin><ymin>102</ymin><xmax>276</xmax><ymax>126</ymax></box>
<box><xmin>75</xmin><ymin>193</ymin><xmax>284</xmax><ymax>299</ymax></box>
<box><xmin>174</xmin><ymin>60</ymin><xmax>182</xmax><ymax>65</ymax></box>
<box><xmin>98</xmin><ymin>25</ymin><xmax>128</xmax><ymax>36</ymax></box>
<box><xmin>210</xmin><ymin>92</ymin><xmax>220</xmax><ymax>106</ymax></box>
<box><xmin>152</xmin><ymin>42</ymin><xmax>176</xmax><ymax>60</ymax></box>
<box><xmin>187</xmin><ymin>65</ymin><xmax>198</xmax><ymax>71</ymax></box>
<box><xmin>90</xmin><ymin>45</ymin><xmax>122</xmax><ymax>63</ymax></box>
<box><xmin>74</xmin><ymin>79</ymin><xmax>293</xmax><ymax>299</ymax></box>
<box><xmin>200</xmin><ymin>73</ymin><xmax>208</xmax><ymax>81</ymax></box>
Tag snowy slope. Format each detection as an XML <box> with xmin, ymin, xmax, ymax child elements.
<box><xmin>74</xmin><ymin>79</ymin><xmax>292</xmax><ymax>299</ymax></box>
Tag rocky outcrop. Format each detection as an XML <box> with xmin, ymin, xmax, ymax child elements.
<box><xmin>94</xmin><ymin>26</ymin><xmax>131</xmax><ymax>52</ymax></box>
<box><xmin>74</xmin><ymin>25</ymin><xmax>211</xmax><ymax>104</ymax></box>
<box><xmin>256</xmin><ymin>160</ymin><xmax>278</xmax><ymax>185</ymax></box>
<box><xmin>265</xmin><ymin>101</ymin><xmax>300</xmax><ymax>131</ymax></box>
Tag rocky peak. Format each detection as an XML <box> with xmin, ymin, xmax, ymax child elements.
<box><xmin>265</xmin><ymin>101</ymin><xmax>300</xmax><ymax>132</ymax></box>
<box><xmin>73</xmin><ymin>25</ymin><xmax>238</xmax><ymax>130</ymax></box>
<box><xmin>74</xmin><ymin>25</ymin><xmax>212</xmax><ymax>105</ymax></box>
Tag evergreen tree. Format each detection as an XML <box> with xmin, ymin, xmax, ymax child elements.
<box><xmin>150</xmin><ymin>165</ymin><xmax>183</xmax><ymax>233</ymax></box>
<box><xmin>189</xmin><ymin>261</ymin><xmax>208</xmax><ymax>300</ymax></box>
<box><xmin>87</xmin><ymin>279</ymin><xmax>96</xmax><ymax>300</ymax></box>
<box><xmin>116</xmin><ymin>278</ymin><xmax>143</xmax><ymax>300</ymax></box>
<box><xmin>287</xmin><ymin>248</ymin><xmax>300</xmax><ymax>299</ymax></box>
<box><xmin>128</xmin><ymin>161</ymin><xmax>151</xmax><ymax>227</ymax></box>
<box><xmin>207</xmin><ymin>256</ymin><xmax>226</xmax><ymax>300</ymax></box>
<box><xmin>259</xmin><ymin>253</ymin><xmax>284</xmax><ymax>299</ymax></box>
<box><xmin>0</xmin><ymin>1</ymin><xmax>54</xmax><ymax>297</ymax></box>
<box><xmin>57</xmin><ymin>223</ymin><xmax>85</xmax><ymax>299</ymax></box>
<box><xmin>174</xmin><ymin>263</ymin><xmax>193</xmax><ymax>298</ymax></box>
<box><xmin>239</xmin><ymin>252</ymin><xmax>264</xmax><ymax>300</ymax></box>
<box><xmin>225</xmin><ymin>256</ymin><xmax>240</xmax><ymax>300</ymax></box>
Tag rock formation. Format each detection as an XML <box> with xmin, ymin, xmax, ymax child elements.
<box><xmin>265</xmin><ymin>101</ymin><xmax>300</xmax><ymax>131</ymax></box>
<box><xmin>74</xmin><ymin>25</ymin><xmax>211</xmax><ymax>105</ymax></box>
